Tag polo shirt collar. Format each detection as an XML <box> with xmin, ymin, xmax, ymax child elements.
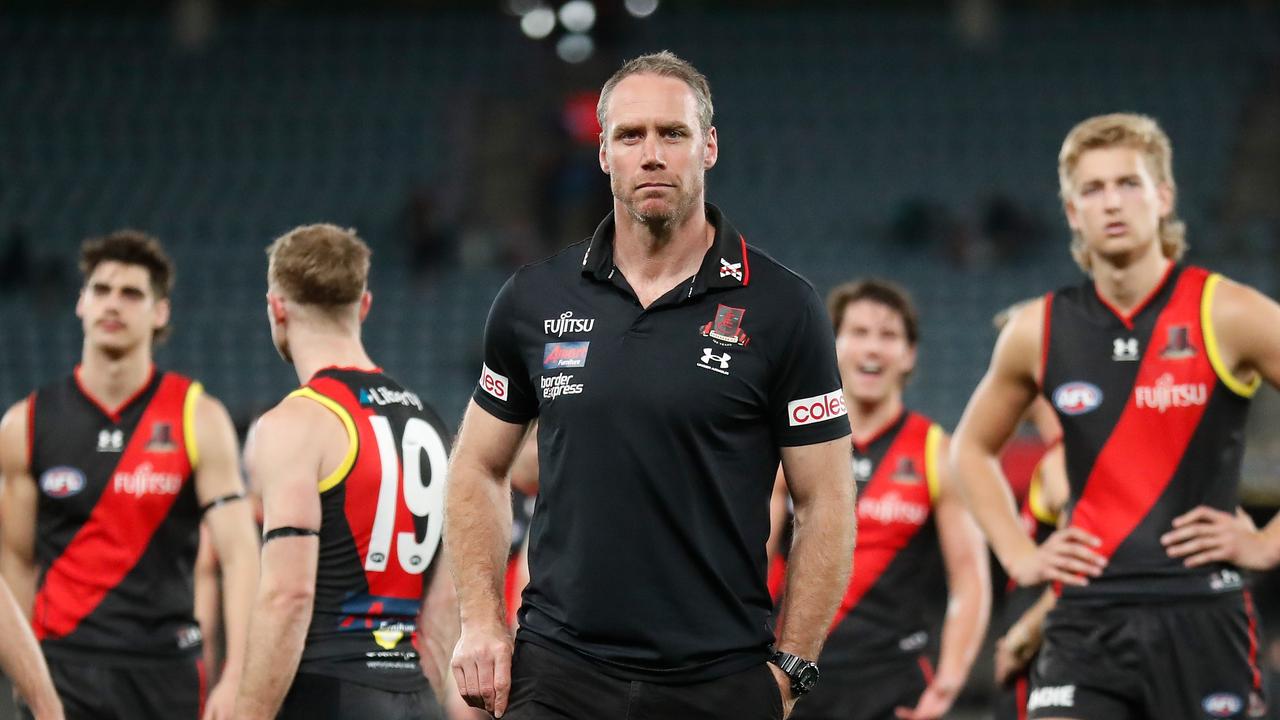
<box><xmin>580</xmin><ymin>202</ymin><xmax>751</xmax><ymax>295</ymax></box>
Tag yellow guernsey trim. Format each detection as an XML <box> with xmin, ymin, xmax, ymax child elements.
<box><xmin>183</xmin><ymin>382</ymin><xmax>204</xmax><ymax>469</ymax></box>
<box><xmin>1202</xmin><ymin>274</ymin><xmax>1261</xmax><ymax>398</ymax></box>
<box><xmin>924</xmin><ymin>424</ymin><xmax>943</xmax><ymax>503</ymax></box>
<box><xmin>288</xmin><ymin>387</ymin><xmax>358</xmax><ymax>493</ymax></box>
<box><xmin>1027</xmin><ymin>466</ymin><xmax>1059</xmax><ymax>526</ymax></box>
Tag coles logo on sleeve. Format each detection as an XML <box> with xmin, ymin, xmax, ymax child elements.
<box><xmin>480</xmin><ymin>363</ymin><xmax>508</xmax><ymax>401</ymax></box>
<box><xmin>788</xmin><ymin>390</ymin><xmax>847</xmax><ymax>427</ymax></box>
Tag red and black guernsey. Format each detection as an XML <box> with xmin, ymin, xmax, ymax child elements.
<box><xmin>823</xmin><ymin>410</ymin><xmax>944</xmax><ymax>666</ymax></box>
<box><xmin>290</xmin><ymin>367</ymin><xmax>452</xmax><ymax>692</ymax></box>
<box><xmin>30</xmin><ymin>367</ymin><xmax>204</xmax><ymax>661</ymax></box>
<box><xmin>1041</xmin><ymin>264</ymin><xmax>1258</xmax><ymax>602</ymax></box>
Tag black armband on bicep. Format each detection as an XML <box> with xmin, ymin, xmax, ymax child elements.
<box><xmin>199</xmin><ymin>492</ymin><xmax>247</xmax><ymax>516</ymax></box>
<box><xmin>262</xmin><ymin>526</ymin><xmax>320</xmax><ymax>543</ymax></box>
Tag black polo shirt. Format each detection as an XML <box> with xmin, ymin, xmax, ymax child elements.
<box><xmin>473</xmin><ymin>203</ymin><xmax>850</xmax><ymax>682</ymax></box>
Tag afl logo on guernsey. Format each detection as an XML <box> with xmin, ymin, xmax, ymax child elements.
<box><xmin>1202</xmin><ymin>693</ymin><xmax>1243</xmax><ymax>717</ymax></box>
<box><xmin>40</xmin><ymin>466</ymin><xmax>86</xmax><ymax>498</ymax></box>
<box><xmin>1053</xmin><ymin>382</ymin><xmax>1103</xmax><ymax>416</ymax></box>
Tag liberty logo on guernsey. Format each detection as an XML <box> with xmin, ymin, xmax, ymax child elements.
<box><xmin>1134</xmin><ymin>373</ymin><xmax>1207</xmax><ymax>413</ymax></box>
<box><xmin>701</xmin><ymin>305</ymin><xmax>750</xmax><ymax>347</ymax></box>
<box><xmin>544</xmin><ymin>311</ymin><xmax>595</xmax><ymax>337</ymax></box>
<box><xmin>1160</xmin><ymin>324</ymin><xmax>1197</xmax><ymax>360</ymax></box>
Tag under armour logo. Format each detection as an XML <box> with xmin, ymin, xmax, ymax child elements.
<box><xmin>1112</xmin><ymin>337</ymin><xmax>1139</xmax><ymax>361</ymax></box>
<box><xmin>701</xmin><ymin>348</ymin><xmax>731</xmax><ymax>369</ymax></box>
<box><xmin>97</xmin><ymin>429</ymin><xmax>124</xmax><ymax>452</ymax></box>
<box><xmin>853</xmin><ymin>457</ymin><xmax>873</xmax><ymax>482</ymax></box>
<box><xmin>719</xmin><ymin>258</ymin><xmax>743</xmax><ymax>281</ymax></box>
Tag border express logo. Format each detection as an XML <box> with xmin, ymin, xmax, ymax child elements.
<box><xmin>1053</xmin><ymin>382</ymin><xmax>1102</xmax><ymax>415</ymax></box>
<box><xmin>40</xmin><ymin>466</ymin><xmax>86</xmax><ymax>498</ymax></box>
<box><xmin>543</xmin><ymin>342</ymin><xmax>590</xmax><ymax>370</ymax></box>
<box><xmin>788</xmin><ymin>390</ymin><xmax>847</xmax><ymax>427</ymax></box>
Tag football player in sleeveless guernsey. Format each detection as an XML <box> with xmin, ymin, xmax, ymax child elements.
<box><xmin>0</xmin><ymin>231</ymin><xmax>260</xmax><ymax>720</ymax></box>
<box><xmin>954</xmin><ymin>113</ymin><xmax>1280</xmax><ymax>719</ymax></box>
<box><xmin>788</xmin><ymin>280</ymin><xmax>990</xmax><ymax>720</ymax></box>
<box><xmin>236</xmin><ymin>224</ymin><xmax>456</xmax><ymax>720</ymax></box>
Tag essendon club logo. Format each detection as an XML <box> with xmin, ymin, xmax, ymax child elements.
<box><xmin>701</xmin><ymin>304</ymin><xmax>750</xmax><ymax>347</ymax></box>
<box><xmin>891</xmin><ymin>457</ymin><xmax>921</xmax><ymax>484</ymax></box>
<box><xmin>1160</xmin><ymin>324</ymin><xmax>1197</xmax><ymax>360</ymax></box>
<box><xmin>145</xmin><ymin>422</ymin><xmax>177</xmax><ymax>452</ymax></box>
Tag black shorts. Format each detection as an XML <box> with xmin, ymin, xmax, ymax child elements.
<box><xmin>21</xmin><ymin>653</ymin><xmax>204</xmax><ymax>720</ymax></box>
<box><xmin>504</xmin><ymin>640</ymin><xmax>783</xmax><ymax>720</ymax></box>
<box><xmin>279</xmin><ymin>673</ymin><xmax>443</xmax><ymax>720</ymax></box>
<box><xmin>788</xmin><ymin>654</ymin><xmax>931</xmax><ymax>720</ymax></box>
<box><xmin>993</xmin><ymin>670</ymin><xmax>1032</xmax><ymax>720</ymax></box>
<box><xmin>1029</xmin><ymin>593</ymin><xmax>1268</xmax><ymax>719</ymax></box>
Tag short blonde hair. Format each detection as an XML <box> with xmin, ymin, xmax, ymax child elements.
<box><xmin>1058</xmin><ymin>113</ymin><xmax>1186</xmax><ymax>272</ymax></box>
<box><xmin>597</xmin><ymin>51</ymin><xmax>714</xmax><ymax>135</ymax></box>
<box><xmin>266</xmin><ymin>224</ymin><xmax>371</xmax><ymax>306</ymax></box>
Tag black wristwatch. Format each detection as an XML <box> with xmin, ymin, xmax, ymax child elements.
<box><xmin>769</xmin><ymin>650</ymin><xmax>820</xmax><ymax>697</ymax></box>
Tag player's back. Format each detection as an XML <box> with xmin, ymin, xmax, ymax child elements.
<box><xmin>290</xmin><ymin>367</ymin><xmax>451</xmax><ymax>692</ymax></box>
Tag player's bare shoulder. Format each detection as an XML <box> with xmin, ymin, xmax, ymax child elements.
<box><xmin>1205</xmin><ymin>273</ymin><xmax>1280</xmax><ymax>384</ymax></box>
<box><xmin>0</xmin><ymin>398</ymin><xmax>31</xmax><ymax>473</ymax></box>
<box><xmin>247</xmin><ymin>394</ymin><xmax>349</xmax><ymax>480</ymax></box>
<box><xmin>991</xmin><ymin>295</ymin><xmax>1048</xmax><ymax>388</ymax></box>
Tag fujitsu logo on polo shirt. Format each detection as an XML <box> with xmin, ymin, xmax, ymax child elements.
<box><xmin>788</xmin><ymin>390</ymin><xmax>847</xmax><ymax>427</ymax></box>
<box><xmin>544</xmin><ymin>311</ymin><xmax>595</xmax><ymax>337</ymax></box>
<box><xmin>1135</xmin><ymin>373</ymin><xmax>1207</xmax><ymax>413</ymax></box>
<box><xmin>113</xmin><ymin>462</ymin><xmax>182</xmax><ymax>497</ymax></box>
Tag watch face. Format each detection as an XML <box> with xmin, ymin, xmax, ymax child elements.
<box><xmin>797</xmin><ymin>664</ymin><xmax>820</xmax><ymax>692</ymax></box>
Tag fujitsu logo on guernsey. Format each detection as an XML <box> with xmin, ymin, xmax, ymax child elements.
<box><xmin>544</xmin><ymin>311</ymin><xmax>595</xmax><ymax>337</ymax></box>
<box><xmin>1026</xmin><ymin>685</ymin><xmax>1075</xmax><ymax>712</ymax></box>
<box><xmin>1134</xmin><ymin>372</ymin><xmax>1208</xmax><ymax>413</ymax></box>
<box><xmin>113</xmin><ymin>462</ymin><xmax>183</xmax><ymax>497</ymax></box>
<box><xmin>788</xmin><ymin>390</ymin><xmax>847</xmax><ymax>427</ymax></box>
<box><xmin>858</xmin><ymin>491</ymin><xmax>929</xmax><ymax>526</ymax></box>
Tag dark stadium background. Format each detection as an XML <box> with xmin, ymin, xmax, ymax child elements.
<box><xmin>1</xmin><ymin>1</ymin><xmax>1278</xmax><ymax>717</ymax></box>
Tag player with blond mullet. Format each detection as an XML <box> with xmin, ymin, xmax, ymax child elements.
<box><xmin>952</xmin><ymin>113</ymin><xmax>1280</xmax><ymax>719</ymax></box>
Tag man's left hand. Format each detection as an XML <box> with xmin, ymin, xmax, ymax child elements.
<box><xmin>894</xmin><ymin>678</ymin><xmax>960</xmax><ymax>720</ymax></box>
<box><xmin>202</xmin><ymin>677</ymin><xmax>238</xmax><ymax>720</ymax></box>
<box><xmin>767</xmin><ymin>663</ymin><xmax>796</xmax><ymax>719</ymax></box>
<box><xmin>1162</xmin><ymin>506</ymin><xmax>1278</xmax><ymax>570</ymax></box>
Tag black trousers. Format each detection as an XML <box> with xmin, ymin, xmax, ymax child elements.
<box><xmin>278</xmin><ymin>672</ymin><xmax>445</xmax><ymax>720</ymax></box>
<box><xmin>22</xmin><ymin>653</ymin><xmax>203</xmax><ymax>720</ymax></box>
<box><xmin>504</xmin><ymin>641</ymin><xmax>784</xmax><ymax>720</ymax></box>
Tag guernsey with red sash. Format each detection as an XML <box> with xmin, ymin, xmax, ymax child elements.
<box><xmin>1041</xmin><ymin>264</ymin><xmax>1257</xmax><ymax>601</ymax></box>
<box><xmin>30</xmin><ymin>367</ymin><xmax>204</xmax><ymax>660</ymax></box>
<box><xmin>289</xmin><ymin>367</ymin><xmax>451</xmax><ymax>692</ymax></box>
<box><xmin>824</xmin><ymin>410</ymin><xmax>945</xmax><ymax>666</ymax></box>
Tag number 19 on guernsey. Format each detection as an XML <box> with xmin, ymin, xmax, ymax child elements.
<box><xmin>365</xmin><ymin>416</ymin><xmax>447</xmax><ymax>574</ymax></box>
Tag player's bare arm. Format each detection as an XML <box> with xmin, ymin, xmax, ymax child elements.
<box><xmin>418</xmin><ymin>558</ymin><xmax>460</xmax><ymax>699</ymax></box>
<box><xmin>1162</xmin><ymin>278</ymin><xmax>1280</xmax><ymax>569</ymax></box>
<box><xmin>508</xmin><ymin>421</ymin><xmax>539</xmax><ymax>497</ymax></box>
<box><xmin>898</xmin><ymin>433</ymin><xmax>991</xmax><ymax>720</ymax></box>
<box><xmin>775</xmin><ymin>436</ymin><xmax>856</xmax><ymax>717</ymax></box>
<box><xmin>0</xmin><ymin>400</ymin><xmax>65</xmax><ymax>719</ymax></box>
<box><xmin>994</xmin><ymin>586</ymin><xmax>1056</xmax><ymax>686</ymax></box>
<box><xmin>445</xmin><ymin>401</ymin><xmax>528</xmax><ymax>718</ymax></box>
<box><xmin>951</xmin><ymin>299</ymin><xmax>1106</xmax><ymax>587</ymax></box>
<box><xmin>190</xmin><ymin>392</ymin><xmax>260</xmax><ymax>720</ymax></box>
<box><xmin>235</xmin><ymin>397</ymin><xmax>331</xmax><ymax>720</ymax></box>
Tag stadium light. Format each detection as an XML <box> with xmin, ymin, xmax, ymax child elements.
<box><xmin>520</xmin><ymin>6</ymin><xmax>557</xmax><ymax>39</ymax></box>
<box><xmin>556</xmin><ymin>33</ymin><xmax>594</xmax><ymax>63</ymax></box>
<box><xmin>624</xmin><ymin>0</ymin><xmax>659</xmax><ymax>19</ymax></box>
<box><xmin>558</xmin><ymin>1</ymin><xmax>596</xmax><ymax>34</ymax></box>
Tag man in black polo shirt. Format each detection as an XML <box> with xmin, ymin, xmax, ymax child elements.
<box><xmin>445</xmin><ymin>51</ymin><xmax>855</xmax><ymax>720</ymax></box>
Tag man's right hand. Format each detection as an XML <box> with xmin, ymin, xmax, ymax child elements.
<box><xmin>451</xmin><ymin>621</ymin><xmax>515</xmax><ymax>718</ymax></box>
<box><xmin>1008</xmin><ymin>527</ymin><xmax>1107</xmax><ymax>587</ymax></box>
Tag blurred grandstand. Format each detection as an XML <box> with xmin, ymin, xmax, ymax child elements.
<box><xmin>1</xmin><ymin>2</ymin><xmax>1279</xmax><ymax>714</ymax></box>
